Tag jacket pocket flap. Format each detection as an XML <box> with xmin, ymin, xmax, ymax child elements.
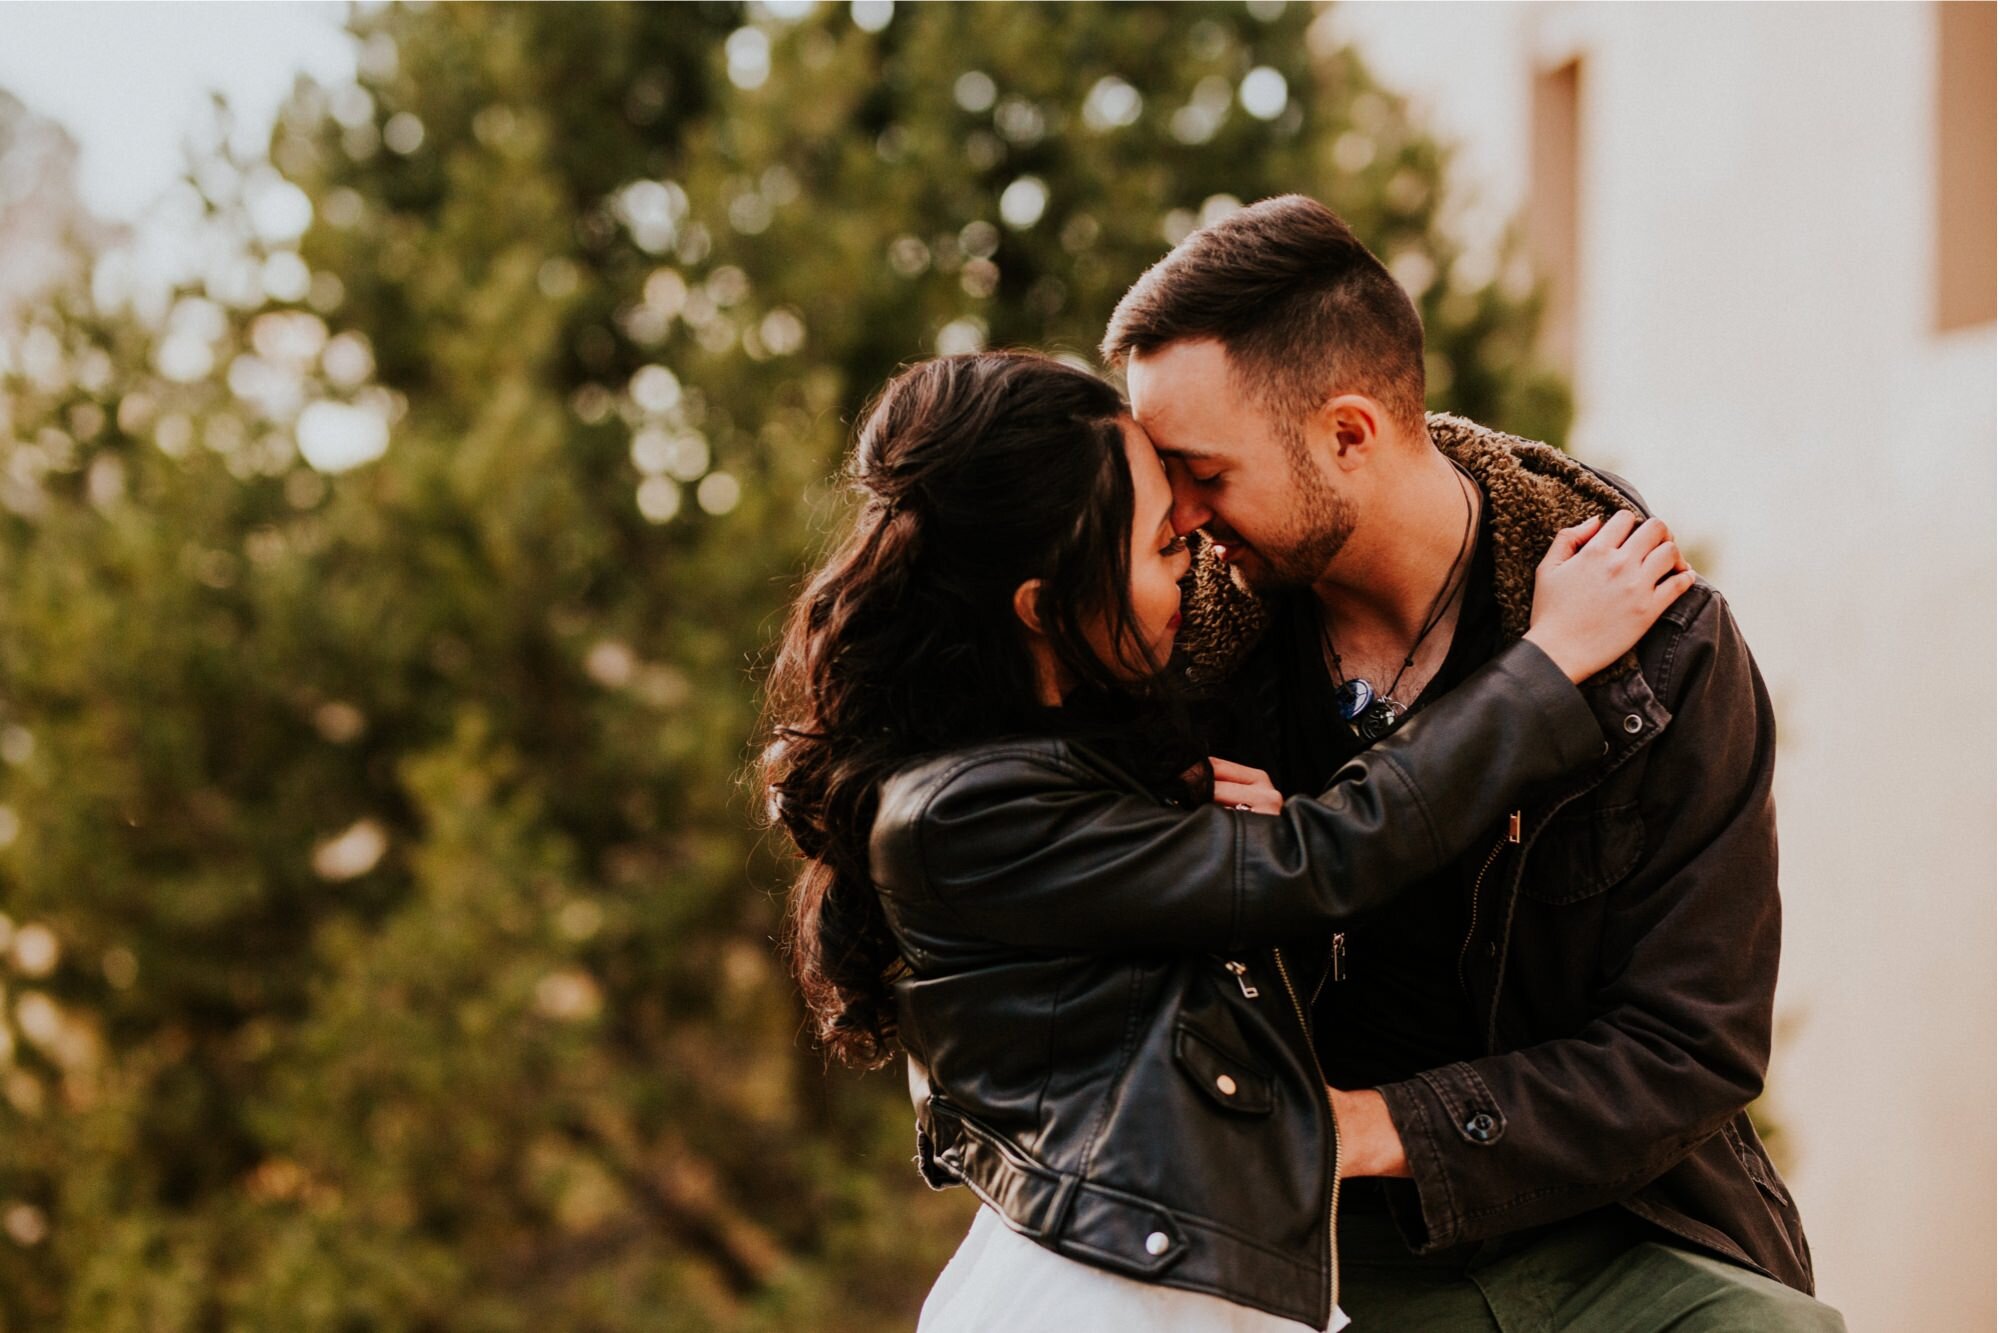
<box><xmin>1173</xmin><ymin>1022</ymin><xmax>1275</xmax><ymax>1115</ymax></box>
<box><xmin>1520</xmin><ymin>800</ymin><xmax>1645</xmax><ymax>904</ymax></box>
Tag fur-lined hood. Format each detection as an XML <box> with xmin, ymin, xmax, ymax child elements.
<box><xmin>1178</xmin><ymin>412</ymin><xmax>1642</xmax><ymax>685</ymax></box>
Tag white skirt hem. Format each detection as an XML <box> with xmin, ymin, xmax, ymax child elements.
<box><xmin>917</xmin><ymin>1203</ymin><xmax>1350</xmax><ymax>1333</ymax></box>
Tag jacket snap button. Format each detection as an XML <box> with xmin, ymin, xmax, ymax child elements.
<box><xmin>1145</xmin><ymin>1231</ymin><xmax>1172</xmax><ymax>1256</ymax></box>
<box><xmin>1622</xmin><ymin>713</ymin><xmax>1643</xmax><ymax>734</ymax></box>
<box><xmin>1466</xmin><ymin>1112</ymin><xmax>1497</xmax><ymax>1141</ymax></box>
<box><xmin>1215</xmin><ymin>1074</ymin><xmax>1237</xmax><ymax>1096</ymax></box>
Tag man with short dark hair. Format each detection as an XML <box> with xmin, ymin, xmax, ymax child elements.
<box><xmin>1103</xmin><ymin>195</ymin><xmax>1844</xmax><ymax>1330</ymax></box>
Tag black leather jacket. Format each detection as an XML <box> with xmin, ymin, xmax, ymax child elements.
<box><xmin>869</xmin><ymin>638</ymin><xmax>1606</xmax><ymax>1328</ymax></box>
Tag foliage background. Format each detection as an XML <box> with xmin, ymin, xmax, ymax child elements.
<box><xmin>0</xmin><ymin>3</ymin><xmax>1567</xmax><ymax>1328</ymax></box>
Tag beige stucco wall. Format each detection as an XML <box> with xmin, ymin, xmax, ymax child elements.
<box><xmin>1327</xmin><ymin>4</ymin><xmax>1997</xmax><ymax>1328</ymax></box>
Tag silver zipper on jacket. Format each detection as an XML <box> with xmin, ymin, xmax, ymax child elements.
<box><xmin>1309</xmin><ymin>931</ymin><xmax>1345</xmax><ymax>1009</ymax></box>
<box><xmin>1456</xmin><ymin>809</ymin><xmax>1521</xmax><ymax>993</ymax></box>
<box><xmin>1469</xmin><ymin>786</ymin><xmax>1599</xmax><ymax>1051</ymax></box>
<box><xmin>1272</xmin><ymin>947</ymin><xmax>1341</xmax><ymax>1316</ymax></box>
<box><xmin>1223</xmin><ymin>959</ymin><xmax>1260</xmax><ymax>999</ymax></box>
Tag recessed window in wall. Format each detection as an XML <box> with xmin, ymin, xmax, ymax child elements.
<box><xmin>1529</xmin><ymin>58</ymin><xmax>1582</xmax><ymax>375</ymax></box>
<box><xmin>1936</xmin><ymin>0</ymin><xmax>1995</xmax><ymax>332</ymax></box>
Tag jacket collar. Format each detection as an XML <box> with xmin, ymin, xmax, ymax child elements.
<box><xmin>1425</xmin><ymin>413</ymin><xmax>1640</xmax><ymax>641</ymax></box>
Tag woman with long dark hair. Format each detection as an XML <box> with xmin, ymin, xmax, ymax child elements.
<box><xmin>759</xmin><ymin>352</ymin><xmax>1688</xmax><ymax>1331</ymax></box>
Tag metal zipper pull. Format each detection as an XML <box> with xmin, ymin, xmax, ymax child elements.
<box><xmin>1329</xmin><ymin>932</ymin><xmax>1347</xmax><ymax>983</ymax></box>
<box><xmin>1507</xmin><ymin>809</ymin><xmax>1522</xmax><ymax>844</ymax></box>
<box><xmin>1223</xmin><ymin>959</ymin><xmax>1260</xmax><ymax>999</ymax></box>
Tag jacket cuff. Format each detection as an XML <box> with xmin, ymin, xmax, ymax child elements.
<box><xmin>1375</xmin><ymin>1077</ymin><xmax>1457</xmax><ymax>1250</ymax></box>
<box><xmin>1487</xmin><ymin>638</ymin><xmax>1605</xmax><ymax>774</ymax></box>
<box><xmin>1375</xmin><ymin>1060</ymin><xmax>1512</xmax><ymax>1254</ymax></box>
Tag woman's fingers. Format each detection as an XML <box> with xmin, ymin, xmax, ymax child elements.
<box><xmin>1211</xmin><ymin>778</ymin><xmax>1281</xmax><ymax>815</ymax></box>
<box><xmin>1620</xmin><ymin>515</ymin><xmax>1673</xmax><ymax>559</ymax></box>
<box><xmin>1207</xmin><ymin>757</ymin><xmax>1270</xmax><ymax>784</ymax></box>
<box><xmin>1652</xmin><ymin>568</ymin><xmax>1698</xmax><ymax>609</ymax></box>
<box><xmin>1210</xmin><ymin>759</ymin><xmax>1281</xmax><ymax>814</ymax></box>
<box><xmin>1583</xmin><ymin>508</ymin><xmax>1641</xmax><ymax>554</ymax></box>
<box><xmin>1541</xmin><ymin>513</ymin><xmax>1603</xmax><ymax>567</ymax></box>
<box><xmin>1640</xmin><ymin>539</ymin><xmax>1682</xmax><ymax>585</ymax></box>
<box><xmin>1550</xmin><ymin>510</ymin><xmax>1685</xmax><ymax>570</ymax></box>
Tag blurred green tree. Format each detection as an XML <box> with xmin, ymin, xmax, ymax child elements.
<box><xmin>0</xmin><ymin>3</ymin><xmax>1567</xmax><ymax>1329</ymax></box>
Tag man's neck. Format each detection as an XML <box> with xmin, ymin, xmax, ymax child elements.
<box><xmin>1312</xmin><ymin>445</ymin><xmax>1477</xmax><ymax>643</ymax></box>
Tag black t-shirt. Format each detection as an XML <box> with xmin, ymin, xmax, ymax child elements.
<box><xmin>1202</xmin><ymin>504</ymin><xmax>1504</xmax><ymax>1092</ymax></box>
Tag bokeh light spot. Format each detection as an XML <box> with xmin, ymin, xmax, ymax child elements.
<box><xmin>637</xmin><ymin>476</ymin><xmax>683</xmax><ymax>523</ymax></box>
<box><xmin>12</xmin><ymin>924</ymin><xmax>56</xmax><ymax>977</ymax></box>
<box><xmin>935</xmin><ymin>317</ymin><xmax>986</xmax><ymax>355</ymax></box>
<box><xmin>261</xmin><ymin>253</ymin><xmax>312</xmax><ymax>303</ymax></box>
<box><xmin>630</xmin><ymin>365</ymin><xmax>683</xmax><ymax>415</ymax></box>
<box><xmin>999</xmin><ymin>176</ymin><xmax>1049</xmax><ymax>229</ymax></box>
<box><xmin>696</xmin><ymin>471</ymin><xmax>742</xmax><ymax>516</ymax></box>
<box><xmin>297</xmin><ymin>401</ymin><xmax>390</xmax><ymax>473</ymax></box>
<box><xmin>1200</xmin><ymin>193</ymin><xmax>1243</xmax><ymax>227</ymax></box>
<box><xmin>1082</xmin><ymin>76</ymin><xmax>1143</xmax><ymax>131</ymax></box>
<box><xmin>954</xmin><ymin>71</ymin><xmax>997</xmax><ymax>113</ymax></box>
<box><xmin>1239</xmin><ymin>66</ymin><xmax>1289</xmax><ymax>120</ymax></box>
<box><xmin>760</xmin><ymin>307</ymin><xmax>806</xmax><ymax>355</ymax></box>
<box><xmin>2</xmin><ymin>1203</ymin><xmax>47</xmax><ymax>1248</ymax></box>
<box><xmin>851</xmin><ymin>0</ymin><xmax>893</xmax><ymax>32</ymax></box>
<box><xmin>726</xmin><ymin>28</ymin><xmax>772</xmax><ymax>90</ymax></box>
<box><xmin>311</xmin><ymin>818</ymin><xmax>388</xmax><ymax>881</ymax></box>
<box><xmin>383</xmin><ymin>112</ymin><xmax>426</xmax><ymax>155</ymax></box>
<box><xmin>245</xmin><ymin>171</ymin><xmax>313</xmax><ymax>243</ymax></box>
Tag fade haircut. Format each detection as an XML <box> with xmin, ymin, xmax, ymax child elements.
<box><xmin>1100</xmin><ymin>195</ymin><xmax>1428</xmax><ymax>444</ymax></box>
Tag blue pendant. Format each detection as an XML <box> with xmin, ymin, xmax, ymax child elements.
<box><xmin>1332</xmin><ymin>677</ymin><xmax>1374</xmax><ymax>721</ymax></box>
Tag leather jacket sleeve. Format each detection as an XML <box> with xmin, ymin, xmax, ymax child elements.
<box><xmin>873</xmin><ymin>637</ymin><xmax>1603</xmax><ymax>954</ymax></box>
<box><xmin>1377</xmin><ymin>589</ymin><xmax>1781</xmax><ymax>1248</ymax></box>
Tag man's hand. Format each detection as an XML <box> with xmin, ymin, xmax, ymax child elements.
<box><xmin>1330</xmin><ymin>1087</ymin><xmax>1411</xmax><ymax>1178</ymax></box>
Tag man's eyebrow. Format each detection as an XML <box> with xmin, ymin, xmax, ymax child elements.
<box><xmin>1154</xmin><ymin>444</ymin><xmax>1227</xmax><ymax>463</ymax></box>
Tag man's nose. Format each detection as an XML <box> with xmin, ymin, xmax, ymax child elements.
<box><xmin>1170</xmin><ymin>492</ymin><xmax>1211</xmax><ymax>537</ymax></box>
<box><xmin>1162</xmin><ymin>462</ymin><xmax>1212</xmax><ymax>535</ymax></box>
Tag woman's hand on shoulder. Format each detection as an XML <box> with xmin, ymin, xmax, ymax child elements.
<box><xmin>1524</xmin><ymin>511</ymin><xmax>1696</xmax><ymax>684</ymax></box>
<box><xmin>1208</xmin><ymin>757</ymin><xmax>1282</xmax><ymax>815</ymax></box>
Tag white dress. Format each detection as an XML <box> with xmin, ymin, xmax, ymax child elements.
<box><xmin>918</xmin><ymin>1203</ymin><xmax>1350</xmax><ymax>1332</ymax></box>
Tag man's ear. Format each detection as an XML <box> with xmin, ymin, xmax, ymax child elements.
<box><xmin>1321</xmin><ymin>394</ymin><xmax>1384</xmax><ymax>470</ymax></box>
<box><xmin>1012</xmin><ymin>578</ymin><xmax>1047</xmax><ymax>637</ymax></box>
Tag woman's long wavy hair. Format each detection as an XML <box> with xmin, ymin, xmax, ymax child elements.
<box><xmin>758</xmin><ymin>352</ymin><xmax>1202</xmax><ymax>1069</ymax></box>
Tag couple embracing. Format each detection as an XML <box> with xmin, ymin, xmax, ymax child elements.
<box><xmin>762</xmin><ymin>196</ymin><xmax>1845</xmax><ymax>1331</ymax></box>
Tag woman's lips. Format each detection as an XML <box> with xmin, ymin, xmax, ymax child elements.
<box><xmin>1166</xmin><ymin>612</ymin><xmax>1182</xmax><ymax>632</ymax></box>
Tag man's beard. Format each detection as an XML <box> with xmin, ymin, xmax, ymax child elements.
<box><xmin>1243</xmin><ymin>447</ymin><xmax>1355</xmax><ymax>588</ymax></box>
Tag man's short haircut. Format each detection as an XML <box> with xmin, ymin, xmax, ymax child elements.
<box><xmin>1100</xmin><ymin>194</ymin><xmax>1428</xmax><ymax>440</ymax></box>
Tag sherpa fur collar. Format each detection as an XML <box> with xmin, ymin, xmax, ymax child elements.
<box><xmin>1177</xmin><ymin>412</ymin><xmax>1641</xmax><ymax>685</ymax></box>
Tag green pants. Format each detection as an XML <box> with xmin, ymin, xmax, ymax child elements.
<box><xmin>1336</xmin><ymin>1206</ymin><xmax>1846</xmax><ymax>1332</ymax></box>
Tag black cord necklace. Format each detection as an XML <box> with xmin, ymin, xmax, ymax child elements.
<box><xmin>1322</xmin><ymin>464</ymin><xmax>1480</xmax><ymax>742</ymax></box>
